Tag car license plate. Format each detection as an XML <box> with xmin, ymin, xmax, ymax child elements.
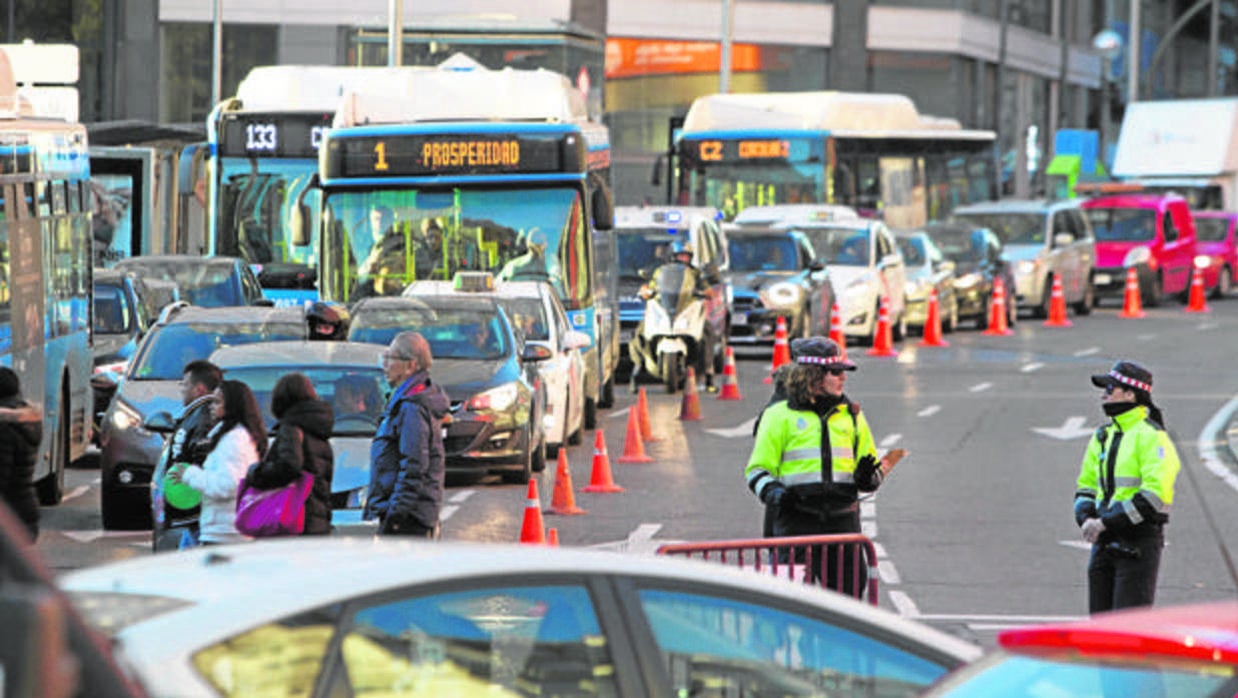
<box><xmin>732</xmin><ymin>312</ymin><xmax>748</xmax><ymax>326</ymax></box>
<box><xmin>1094</xmin><ymin>273</ymin><xmax>1112</xmax><ymax>285</ymax></box>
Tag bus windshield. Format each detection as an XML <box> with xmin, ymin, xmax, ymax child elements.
<box><xmin>690</xmin><ymin>163</ymin><xmax>824</xmax><ymax>221</ymax></box>
<box><xmin>216</xmin><ymin>157</ymin><xmax>320</xmax><ymax>271</ymax></box>
<box><xmin>321</xmin><ymin>187</ymin><xmax>591</xmax><ymax>308</ymax></box>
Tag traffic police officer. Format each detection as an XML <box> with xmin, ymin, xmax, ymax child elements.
<box><xmin>744</xmin><ymin>337</ymin><xmax>887</xmax><ymax>597</ymax></box>
<box><xmin>1075</xmin><ymin>360</ymin><xmax>1180</xmax><ymax>613</ymax></box>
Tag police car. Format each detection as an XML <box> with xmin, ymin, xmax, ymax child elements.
<box><xmin>405</xmin><ymin>272</ymin><xmax>590</xmax><ymax>456</ymax></box>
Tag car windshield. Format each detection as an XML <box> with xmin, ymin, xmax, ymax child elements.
<box><xmin>930</xmin><ymin>230</ymin><xmax>986</xmax><ymax>264</ymax></box>
<box><xmin>92</xmin><ymin>283</ymin><xmax>133</xmax><ymax>335</ymax></box>
<box><xmin>1195</xmin><ymin>217</ymin><xmax>1231</xmax><ymax>242</ymax></box>
<box><xmin>1085</xmin><ymin>208</ymin><xmax>1157</xmax><ymax>242</ymax></box>
<box><xmin>350</xmin><ymin>307</ymin><xmax>509</xmax><ymax>360</ymax></box>
<box><xmin>896</xmin><ymin>237</ymin><xmax>926</xmax><ymax>266</ymax></box>
<box><xmin>131</xmin><ymin>321</ymin><xmax>306</xmax><ymax>380</ymax></box>
<box><xmin>616</xmin><ymin>229</ymin><xmax>675</xmax><ymax>281</ymax></box>
<box><xmin>222</xmin><ymin>365</ymin><xmax>387</xmax><ymax>434</ymax></box>
<box><xmin>952</xmin><ymin>213</ymin><xmax>1045</xmax><ymax>245</ymax></box>
<box><xmin>797</xmin><ymin>227</ymin><xmax>870</xmax><ymax>266</ymax></box>
<box><xmin>498</xmin><ymin>298</ymin><xmax>550</xmax><ymax>342</ymax></box>
<box><xmin>923</xmin><ymin>651</ymin><xmax>1236</xmax><ymax>697</ymax></box>
<box><xmin>117</xmin><ymin>260</ymin><xmax>241</xmax><ymax>307</ymax></box>
<box><xmin>727</xmin><ymin>236</ymin><xmax>799</xmax><ymax>272</ymax></box>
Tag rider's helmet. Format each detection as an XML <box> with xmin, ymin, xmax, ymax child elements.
<box><xmin>306</xmin><ymin>301</ymin><xmax>351</xmax><ymax>341</ymax></box>
<box><xmin>669</xmin><ymin>240</ymin><xmax>694</xmax><ymax>263</ymax></box>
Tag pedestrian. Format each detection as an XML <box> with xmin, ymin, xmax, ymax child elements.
<box><xmin>152</xmin><ymin>359</ymin><xmax>222</xmax><ymax>552</ymax></box>
<box><xmin>0</xmin><ymin>368</ymin><xmax>42</xmax><ymax>541</ymax></box>
<box><xmin>167</xmin><ymin>379</ymin><xmax>267</xmax><ymax>546</ymax></box>
<box><xmin>744</xmin><ymin>336</ymin><xmax>898</xmax><ymax>597</ymax></box>
<box><xmin>1075</xmin><ymin>360</ymin><xmax>1180</xmax><ymax>613</ymax></box>
<box><xmin>366</xmin><ymin>331</ymin><xmax>451</xmax><ymax>538</ymax></box>
<box><xmin>245</xmin><ymin>372</ymin><xmax>335</xmax><ymax>535</ymax></box>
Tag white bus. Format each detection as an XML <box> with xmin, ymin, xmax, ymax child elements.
<box><xmin>670</xmin><ymin>91</ymin><xmax>997</xmax><ymax>229</ymax></box>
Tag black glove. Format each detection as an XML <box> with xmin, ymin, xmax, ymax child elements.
<box><xmin>855</xmin><ymin>454</ymin><xmax>880</xmax><ymax>482</ymax></box>
<box><xmin>765</xmin><ymin>485</ymin><xmax>798</xmax><ymax>509</ymax></box>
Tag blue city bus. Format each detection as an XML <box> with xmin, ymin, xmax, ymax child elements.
<box><xmin>0</xmin><ymin>117</ymin><xmax>94</xmax><ymax>504</ymax></box>
<box><xmin>299</xmin><ymin>63</ymin><xmax>619</xmax><ymax>423</ymax></box>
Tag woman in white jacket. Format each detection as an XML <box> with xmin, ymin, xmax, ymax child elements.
<box><xmin>169</xmin><ymin>379</ymin><xmax>268</xmax><ymax>545</ymax></box>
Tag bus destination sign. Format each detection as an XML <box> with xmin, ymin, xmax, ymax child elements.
<box><xmin>328</xmin><ymin>133</ymin><xmax>578</xmax><ymax>178</ymax></box>
<box><xmin>691</xmin><ymin>138</ymin><xmax>791</xmax><ymax>162</ymax></box>
<box><xmin>219</xmin><ymin>112</ymin><xmax>334</xmax><ymax>159</ymax></box>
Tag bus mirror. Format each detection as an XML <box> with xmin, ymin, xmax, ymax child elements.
<box><xmin>651</xmin><ymin>153</ymin><xmax>665</xmax><ymax>186</ymax></box>
<box><xmin>592</xmin><ymin>186</ymin><xmax>614</xmax><ymax>231</ymax></box>
<box><xmin>290</xmin><ymin>173</ymin><xmax>319</xmax><ymax>247</ymax></box>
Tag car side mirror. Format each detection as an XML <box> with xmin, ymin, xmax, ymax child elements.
<box><xmin>522</xmin><ymin>343</ymin><xmax>554</xmax><ymax>363</ymax></box>
<box><xmin>591</xmin><ymin>184</ymin><xmax>614</xmax><ymax>231</ymax></box>
<box><xmin>143</xmin><ymin>411</ymin><xmax>176</xmax><ymax>434</ymax></box>
<box><xmin>1053</xmin><ymin>232</ymin><xmax>1074</xmax><ymax>246</ymax></box>
<box><xmin>564</xmin><ymin>330</ymin><xmax>593</xmax><ymax>350</ymax></box>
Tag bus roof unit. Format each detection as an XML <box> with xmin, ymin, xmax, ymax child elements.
<box><xmin>232</xmin><ymin>65</ymin><xmax>433</xmax><ymax>113</ymax></box>
<box><xmin>680</xmin><ymin>91</ymin><xmax>992</xmax><ymax>140</ymax></box>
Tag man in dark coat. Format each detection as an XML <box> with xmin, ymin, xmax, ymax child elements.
<box><xmin>152</xmin><ymin>359</ymin><xmax>222</xmax><ymax>551</ymax></box>
<box><xmin>366</xmin><ymin>331</ymin><xmax>451</xmax><ymax>538</ymax></box>
<box><xmin>0</xmin><ymin>367</ymin><xmax>42</xmax><ymax>540</ymax></box>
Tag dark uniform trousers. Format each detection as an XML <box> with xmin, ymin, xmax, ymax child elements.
<box><xmin>1088</xmin><ymin>525</ymin><xmax>1164</xmax><ymax>613</ymax></box>
<box><xmin>774</xmin><ymin>504</ymin><xmax>865</xmax><ymax>598</ymax></box>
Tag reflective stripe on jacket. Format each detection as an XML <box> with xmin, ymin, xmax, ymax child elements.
<box><xmin>745</xmin><ymin>399</ymin><xmax>877</xmax><ymax>502</ymax></box>
<box><xmin>1075</xmin><ymin>405</ymin><xmax>1179</xmax><ymax>531</ymax></box>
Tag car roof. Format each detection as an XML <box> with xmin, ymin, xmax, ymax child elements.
<box><xmin>404</xmin><ymin>279</ymin><xmax>552</xmax><ymax>302</ymax></box>
<box><xmin>921</xmin><ymin>221</ymin><xmax>986</xmax><ymax>238</ymax></box>
<box><xmin>1081</xmin><ymin>193</ymin><xmax>1187</xmax><ymax>209</ymax></box>
<box><xmin>998</xmin><ymin>600</ymin><xmax>1238</xmax><ymax>665</ymax></box>
<box><xmin>614</xmin><ymin>206</ymin><xmax>722</xmax><ymax>229</ymax></box>
<box><xmin>732</xmin><ymin>204</ymin><xmax>861</xmax><ymax>225</ymax></box>
<box><xmin>61</xmin><ymin>539</ymin><xmax>982</xmax><ymax>663</ymax></box>
<box><xmin>115</xmin><ymin>255</ymin><xmax>242</xmax><ymax>269</ymax></box>
<box><xmin>952</xmin><ymin>199</ymin><xmax>1077</xmax><ymax>214</ymax></box>
<box><xmin>723</xmin><ymin>224</ymin><xmax>804</xmax><ymax>237</ymax></box>
<box><xmin>210</xmin><ymin>340</ymin><xmax>386</xmax><ymax>369</ymax></box>
<box><xmin>355</xmin><ymin>294</ymin><xmax>500</xmax><ymax>314</ymax></box>
<box><xmin>158</xmin><ymin>304</ymin><xmax>304</xmax><ymax>326</ymax></box>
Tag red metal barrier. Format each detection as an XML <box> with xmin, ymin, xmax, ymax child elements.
<box><xmin>656</xmin><ymin>534</ymin><xmax>879</xmax><ymax>606</ymax></box>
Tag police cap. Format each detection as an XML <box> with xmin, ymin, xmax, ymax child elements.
<box><xmin>793</xmin><ymin>336</ymin><xmax>856</xmax><ymax>371</ymax></box>
<box><xmin>1091</xmin><ymin>360</ymin><xmax>1152</xmax><ymax>393</ymax></box>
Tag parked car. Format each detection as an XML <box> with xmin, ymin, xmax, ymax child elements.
<box><xmin>951</xmin><ymin>198</ymin><xmax>1096</xmax><ymax>317</ymax></box>
<box><xmin>924</xmin><ymin>222</ymin><xmax>1018</xmax><ymax>329</ymax></box>
<box><xmin>406</xmin><ymin>274</ymin><xmax>590</xmax><ymax>457</ymax></box>
<box><xmin>98</xmin><ymin>303</ymin><xmax>308</xmax><ymax>531</ymax></box>
<box><xmin>1192</xmin><ymin>210</ymin><xmax>1237</xmax><ymax>298</ymax></box>
<box><xmin>113</xmin><ymin>255</ymin><xmax>269</xmax><ymax>307</ymax></box>
<box><xmin>62</xmin><ymin>539</ymin><xmax>981</xmax><ymax>698</ymax></box>
<box><xmin>208</xmin><ymin>340</ymin><xmax>388</xmax><ymax>525</ymax></box>
<box><xmin>1081</xmin><ymin>193</ymin><xmax>1198</xmax><ymax>306</ymax></box>
<box><xmin>614</xmin><ymin>206</ymin><xmax>731</xmax><ymax>373</ymax></box>
<box><xmin>792</xmin><ymin>219</ymin><xmax>907</xmax><ymax>343</ymax></box>
<box><xmin>722</xmin><ymin>225</ymin><xmax>835</xmax><ymax>343</ymax></box>
<box><xmin>348</xmin><ymin>295</ymin><xmax>551</xmax><ymax>484</ymax></box>
<box><xmin>894</xmin><ymin>230</ymin><xmax>960</xmax><ymax>333</ymax></box>
<box><xmin>923</xmin><ymin>600</ymin><xmax>1238</xmax><ymax>698</ymax></box>
<box><xmin>91</xmin><ymin>268</ymin><xmax>159</xmax><ymax>442</ymax></box>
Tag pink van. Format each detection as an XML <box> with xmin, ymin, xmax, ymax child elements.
<box><xmin>1081</xmin><ymin>194</ymin><xmax>1197</xmax><ymax>306</ymax></box>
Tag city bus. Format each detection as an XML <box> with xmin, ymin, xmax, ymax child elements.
<box><xmin>297</xmin><ymin>58</ymin><xmax>619</xmax><ymax>423</ymax></box>
<box><xmin>207</xmin><ymin>65</ymin><xmax>428</xmax><ymax>305</ymax></box>
<box><xmin>669</xmin><ymin>91</ymin><xmax>998</xmax><ymax>228</ymax></box>
<box><xmin>0</xmin><ymin>64</ymin><xmax>94</xmax><ymax>505</ymax></box>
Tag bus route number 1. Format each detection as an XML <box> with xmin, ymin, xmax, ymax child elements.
<box><xmin>373</xmin><ymin>141</ymin><xmax>389</xmax><ymax>171</ymax></box>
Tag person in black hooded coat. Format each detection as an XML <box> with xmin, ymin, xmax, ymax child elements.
<box><xmin>0</xmin><ymin>367</ymin><xmax>42</xmax><ymax>540</ymax></box>
<box><xmin>246</xmin><ymin>372</ymin><xmax>335</xmax><ymax>535</ymax></box>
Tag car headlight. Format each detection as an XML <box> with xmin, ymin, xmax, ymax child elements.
<box><xmin>465</xmin><ymin>382</ymin><xmax>519</xmax><ymax>412</ymax></box>
<box><xmin>904</xmin><ymin>279</ymin><xmax>930</xmax><ymax>299</ymax></box>
<box><xmin>1015</xmin><ymin>260</ymin><xmax>1036</xmax><ymax>277</ymax></box>
<box><xmin>1194</xmin><ymin>254</ymin><xmax>1213</xmax><ymax>270</ymax></box>
<box><xmin>1123</xmin><ymin>246</ymin><xmax>1152</xmax><ymax>268</ymax></box>
<box><xmin>955</xmin><ymin>272</ymin><xmax>983</xmax><ymax>288</ymax></box>
<box><xmin>110</xmin><ymin>398</ymin><xmax>144</xmax><ymax>433</ymax></box>
<box><xmin>760</xmin><ymin>282</ymin><xmax>803</xmax><ymax>308</ymax></box>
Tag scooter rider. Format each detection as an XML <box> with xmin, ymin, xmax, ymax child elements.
<box><xmin>628</xmin><ymin>240</ymin><xmax>717</xmax><ymax>392</ymax></box>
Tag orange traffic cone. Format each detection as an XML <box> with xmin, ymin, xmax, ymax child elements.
<box><xmin>585</xmin><ymin>428</ymin><xmax>627</xmax><ymax>490</ymax></box>
<box><xmin>1043</xmin><ymin>273</ymin><xmax>1073</xmax><ymax>327</ymax></box>
<box><xmin>679</xmin><ymin>366</ymin><xmax>701</xmax><ymax>421</ymax></box>
<box><xmin>765</xmin><ymin>316</ymin><xmax>790</xmax><ymax>384</ymax></box>
<box><xmin>548</xmin><ymin>448</ymin><xmax>586</xmax><ymax>515</ymax></box>
<box><xmin>636</xmin><ymin>387</ymin><xmax>658</xmax><ymax>442</ymax></box>
<box><xmin>1185</xmin><ymin>266</ymin><xmax>1210</xmax><ymax>313</ymax></box>
<box><xmin>828</xmin><ymin>302</ymin><xmax>848</xmax><ymax>360</ymax></box>
<box><xmin>918</xmin><ymin>288</ymin><xmax>949</xmax><ymax>347</ymax></box>
<box><xmin>547</xmin><ymin>528</ymin><xmax>560</xmax><ymax>546</ymax></box>
<box><xmin>518</xmin><ymin>480</ymin><xmax>546</xmax><ymax>544</ymax></box>
<box><xmin>717</xmin><ymin>347</ymin><xmax>743</xmax><ymax>401</ymax></box>
<box><xmin>982</xmin><ymin>278</ymin><xmax>1013</xmax><ymax>336</ymax></box>
<box><xmin>616</xmin><ymin>406</ymin><xmax>653</xmax><ymax>464</ymax></box>
<box><xmin>1118</xmin><ymin>267</ymin><xmax>1146</xmax><ymax>319</ymax></box>
<box><xmin>866</xmin><ymin>296</ymin><xmax>898</xmax><ymax>357</ymax></box>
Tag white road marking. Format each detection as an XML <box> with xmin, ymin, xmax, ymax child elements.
<box><xmin>1197</xmin><ymin>321</ymin><xmax>1219</xmax><ymax>330</ymax></box>
<box><xmin>609</xmin><ymin>407</ymin><xmax>630</xmax><ymax>419</ymax></box>
<box><xmin>861</xmin><ymin>519</ymin><xmax>877</xmax><ymax>538</ymax></box>
<box><xmin>1137</xmin><ymin>333</ymin><xmax>1157</xmax><ymax>341</ymax></box>
<box><xmin>916</xmin><ymin>405</ymin><xmax>940</xmax><ymax>417</ymax></box>
<box><xmin>860</xmin><ymin>501</ymin><xmax>876</xmax><ymax>519</ymax></box>
<box><xmin>1074</xmin><ymin>346</ymin><xmax>1100</xmax><ymax>356</ymax></box>
<box><xmin>871</xmin><ymin>541</ymin><xmax>886</xmax><ymax>558</ymax></box>
<box><xmin>61</xmin><ymin>485</ymin><xmax>91</xmax><ymax>503</ymax></box>
<box><xmin>61</xmin><ymin>530</ymin><xmax>148</xmax><ymax>543</ymax></box>
<box><xmin>1021</xmin><ymin>362</ymin><xmax>1044</xmax><ymax>373</ymax></box>
<box><xmin>1059</xmin><ymin>540</ymin><xmax>1092</xmax><ymax>550</ymax></box>
<box><xmin>629</xmin><ymin>523</ymin><xmax>662</xmax><ymax>542</ymax></box>
<box><xmin>969</xmin><ymin>382</ymin><xmax>992</xmax><ymax>392</ymax></box>
<box><xmin>888</xmin><ymin>590</ymin><xmax>920</xmax><ymax>617</ymax></box>
<box><xmin>705</xmin><ymin>417</ymin><xmax>758</xmax><ymax>438</ymax></box>
<box><xmin>448</xmin><ymin>490</ymin><xmax>474</xmax><ymax>503</ymax></box>
<box><xmin>440</xmin><ymin>505</ymin><xmax>459</xmax><ymax>521</ymax></box>
<box><xmin>1032</xmin><ymin>416</ymin><xmax>1094</xmax><ymax>440</ymax></box>
<box><xmin>878</xmin><ymin>560</ymin><xmax>901</xmax><ymax>585</ymax></box>
<box><xmin>1197</xmin><ymin>395</ymin><xmax>1238</xmax><ymax>495</ymax></box>
<box><xmin>879</xmin><ymin>433</ymin><xmax>902</xmax><ymax>447</ymax></box>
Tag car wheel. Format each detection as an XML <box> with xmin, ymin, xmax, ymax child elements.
<box><xmin>713</xmin><ymin>327</ymin><xmax>728</xmax><ymax>374</ymax></box>
<box><xmin>101</xmin><ymin>483</ymin><xmax>151</xmax><ymax>530</ymax></box>
<box><xmin>662</xmin><ymin>353</ymin><xmax>682</xmax><ymax>394</ymax></box>
<box><xmin>598</xmin><ymin>372</ymin><xmax>615</xmax><ymax>409</ymax></box>
<box><xmin>1034</xmin><ymin>276</ymin><xmax>1052</xmax><ymax>319</ymax></box>
<box><xmin>1074</xmin><ymin>276</ymin><xmax>1095</xmax><ymax>315</ymax></box>
<box><xmin>502</xmin><ymin>428</ymin><xmax>536</xmax><ymax>484</ymax></box>
<box><xmin>567</xmin><ymin>389</ymin><xmax>584</xmax><ymax>445</ymax></box>
<box><xmin>584</xmin><ymin>397</ymin><xmax>597</xmax><ymax>430</ymax></box>
<box><xmin>1144</xmin><ymin>273</ymin><xmax>1163</xmax><ymax>307</ymax></box>
<box><xmin>892</xmin><ymin>310</ymin><xmax>907</xmax><ymax>342</ymax></box>
<box><xmin>944</xmin><ymin>296</ymin><xmax>959</xmax><ymax>333</ymax></box>
<box><xmin>1006</xmin><ymin>292</ymin><xmax>1017</xmax><ymax>328</ymax></box>
<box><xmin>532</xmin><ymin>435</ymin><xmax>547</xmax><ymax>473</ymax></box>
<box><xmin>1212</xmin><ymin>267</ymin><xmax>1232</xmax><ymax>299</ymax></box>
<box><xmin>36</xmin><ymin>400</ymin><xmax>67</xmax><ymax>506</ymax></box>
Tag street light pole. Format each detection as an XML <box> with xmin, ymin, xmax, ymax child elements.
<box><xmin>210</xmin><ymin>0</ymin><xmax>222</xmax><ymax>109</ymax></box>
<box><xmin>388</xmin><ymin>0</ymin><xmax>404</xmax><ymax>67</ymax></box>
<box><xmin>720</xmin><ymin>0</ymin><xmax>735</xmax><ymax>93</ymax></box>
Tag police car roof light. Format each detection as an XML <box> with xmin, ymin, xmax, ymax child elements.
<box><xmin>453</xmin><ymin>271</ymin><xmax>496</xmax><ymax>293</ymax></box>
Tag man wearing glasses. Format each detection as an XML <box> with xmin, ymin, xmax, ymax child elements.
<box><xmin>1075</xmin><ymin>361</ymin><xmax>1180</xmax><ymax>613</ymax></box>
<box><xmin>366</xmin><ymin>331</ymin><xmax>451</xmax><ymax>538</ymax></box>
<box><xmin>744</xmin><ymin>337</ymin><xmax>901</xmax><ymax>599</ymax></box>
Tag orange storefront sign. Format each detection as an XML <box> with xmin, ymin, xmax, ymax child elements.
<box><xmin>605</xmin><ymin>38</ymin><xmax>763</xmax><ymax>79</ymax></box>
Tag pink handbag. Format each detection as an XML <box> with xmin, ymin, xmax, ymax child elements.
<box><xmin>235</xmin><ymin>473</ymin><xmax>314</xmax><ymax>537</ymax></box>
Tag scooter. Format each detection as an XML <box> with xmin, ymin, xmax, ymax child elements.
<box><xmin>629</xmin><ymin>265</ymin><xmax>709</xmax><ymax>393</ymax></box>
